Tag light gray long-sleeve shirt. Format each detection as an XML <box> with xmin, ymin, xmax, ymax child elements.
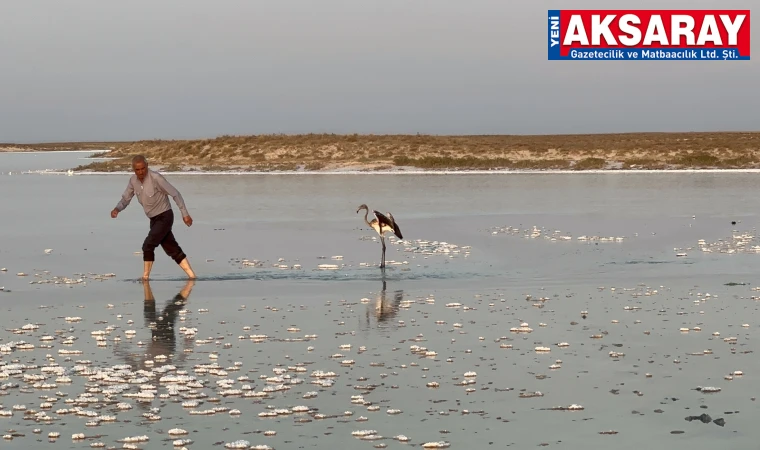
<box><xmin>114</xmin><ymin>169</ymin><xmax>190</xmax><ymax>218</ymax></box>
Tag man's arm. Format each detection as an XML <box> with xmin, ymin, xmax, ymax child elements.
<box><xmin>155</xmin><ymin>173</ymin><xmax>190</xmax><ymax>217</ymax></box>
<box><xmin>114</xmin><ymin>181</ymin><xmax>135</xmax><ymax>212</ymax></box>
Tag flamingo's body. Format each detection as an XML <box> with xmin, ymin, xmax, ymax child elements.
<box><xmin>357</xmin><ymin>204</ymin><xmax>402</xmax><ymax>268</ymax></box>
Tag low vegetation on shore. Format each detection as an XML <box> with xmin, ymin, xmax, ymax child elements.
<box><xmin>6</xmin><ymin>132</ymin><xmax>760</xmax><ymax>172</ymax></box>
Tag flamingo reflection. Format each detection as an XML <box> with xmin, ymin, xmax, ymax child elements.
<box><xmin>365</xmin><ymin>279</ymin><xmax>404</xmax><ymax>329</ymax></box>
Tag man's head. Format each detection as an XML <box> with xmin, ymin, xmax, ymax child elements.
<box><xmin>132</xmin><ymin>155</ymin><xmax>148</xmax><ymax>181</ymax></box>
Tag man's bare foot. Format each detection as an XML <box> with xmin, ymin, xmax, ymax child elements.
<box><xmin>142</xmin><ymin>274</ymin><xmax>150</xmax><ymax>281</ymax></box>
<box><xmin>178</xmin><ymin>258</ymin><xmax>196</xmax><ymax>279</ymax></box>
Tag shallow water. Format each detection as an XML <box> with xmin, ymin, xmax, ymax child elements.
<box><xmin>2</xmin><ymin>152</ymin><xmax>760</xmax><ymax>449</ymax></box>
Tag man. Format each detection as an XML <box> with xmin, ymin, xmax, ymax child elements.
<box><xmin>111</xmin><ymin>155</ymin><xmax>196</xmax><ymax>280</ymax></box>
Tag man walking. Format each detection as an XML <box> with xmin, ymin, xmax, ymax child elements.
<box><xmin>111</xmin><ymin>155</ymin><xmax>196</xmax><ymax>280</ymax></box>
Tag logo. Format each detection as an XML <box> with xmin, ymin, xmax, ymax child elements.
<box><xmin>548</xmin><ymin>10</ymin><xmax>750</xmax><ymax>60</ymax></box>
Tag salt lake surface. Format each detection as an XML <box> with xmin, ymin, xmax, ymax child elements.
<box><xmin>1</xmin><ymin>152</ymin><xmax>760</xmax><ymax>449</ymax></box>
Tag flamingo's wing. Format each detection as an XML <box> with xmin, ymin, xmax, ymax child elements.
<box><xmin>373</xmin><ymin>210</ymin><xmax>402</xmax><ymax>239</ymax></box>
<box><xmin>373</xmin><ymin>210</ymin><xmax>392</xmax><ymax>229</ymax></box>
<box><xmin>386</xmin><ymin>212</ymin><xmax>403</xmax><ymax>239</ymax></box>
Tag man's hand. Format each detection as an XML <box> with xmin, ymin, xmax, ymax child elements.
<box><xmin>183</xmin><ymin>215</ymin><xmax>193</xmax><ymax>227</ymax></box>
<box><xmin>111</xmin><ymin>208</ymin><xmax>119</xmax><ymax>218</ymax></box>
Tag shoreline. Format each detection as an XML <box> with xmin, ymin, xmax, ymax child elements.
<box><xmin>0</xmin><ymin>150</ymin><xmax>111</xmax><ymax>154</ymax></box>
<box><xmin>24</xmin><ymin>167</ymin><xmax>760</xmax><ymax>176</ymax></box>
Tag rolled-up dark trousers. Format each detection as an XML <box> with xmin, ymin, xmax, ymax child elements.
<box><xmin>142</xmin><ymin>209</ymin><xmax>187</xmax><ymax>264</ymax></box>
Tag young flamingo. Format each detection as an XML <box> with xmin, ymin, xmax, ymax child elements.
<box><xmin>356</xmin><ymin>204</ymin><xmax>403</xmax><ymax>269</ymax></box>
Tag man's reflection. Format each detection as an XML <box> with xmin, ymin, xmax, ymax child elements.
<box><xmin>110</xmin><ymin>280</ymin><xmax>194</xmax><ymax>413</ymax></box>
<box><xmin>142</xmin><ymin>279</ymin><xmax>193</xmax><ymax>363</ymax></box>
<box><xmin>366</xmin><ymin>279</ymin><xmax>404</xmax><ymax>326</ymax></box>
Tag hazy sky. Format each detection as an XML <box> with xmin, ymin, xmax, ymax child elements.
<box><xmin>1</xmin><ymin>0</ymin><xmax>757</xmax><ymax>142</ymax></box>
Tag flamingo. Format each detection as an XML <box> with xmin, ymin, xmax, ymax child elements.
<box><xmin>356</xmin><ymin>204</ymin><xmax>403</xmax><ymax>269</ymax></box>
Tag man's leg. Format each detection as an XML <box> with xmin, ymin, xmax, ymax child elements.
<box><xmin>178</xmin><ymin>257</ymin><xmax>196</xmax><ymax>279</ymax></box>
<box><xmin>160</xmin><ymin>228</ymin><xmax>196</xmax><ymax>279</ymax></box>
<box><xmin>142</xmin><ymin>261</ymin><xmax>154</xmax><ymax>281</ymax></box>
<box><xmin>142</xmin><ymin>211</ymin><xmax>172</xmax><ymax>280</ymax></box>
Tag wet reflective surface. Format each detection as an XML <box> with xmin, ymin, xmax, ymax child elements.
<box><xmin>2</xmin><ymin>153</ymin><xmax>760</xmax><ymax>449</ymax></box>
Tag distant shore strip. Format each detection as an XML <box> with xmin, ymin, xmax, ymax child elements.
<box><xmin>4</xmin><ymin>131</ymin><xmax>760</xmax><ymax>172</ymax></box>
<box><xmin>23</xmin><ymin>168</ymin><xmax>760</xmax><ymax>176</ymax></box>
